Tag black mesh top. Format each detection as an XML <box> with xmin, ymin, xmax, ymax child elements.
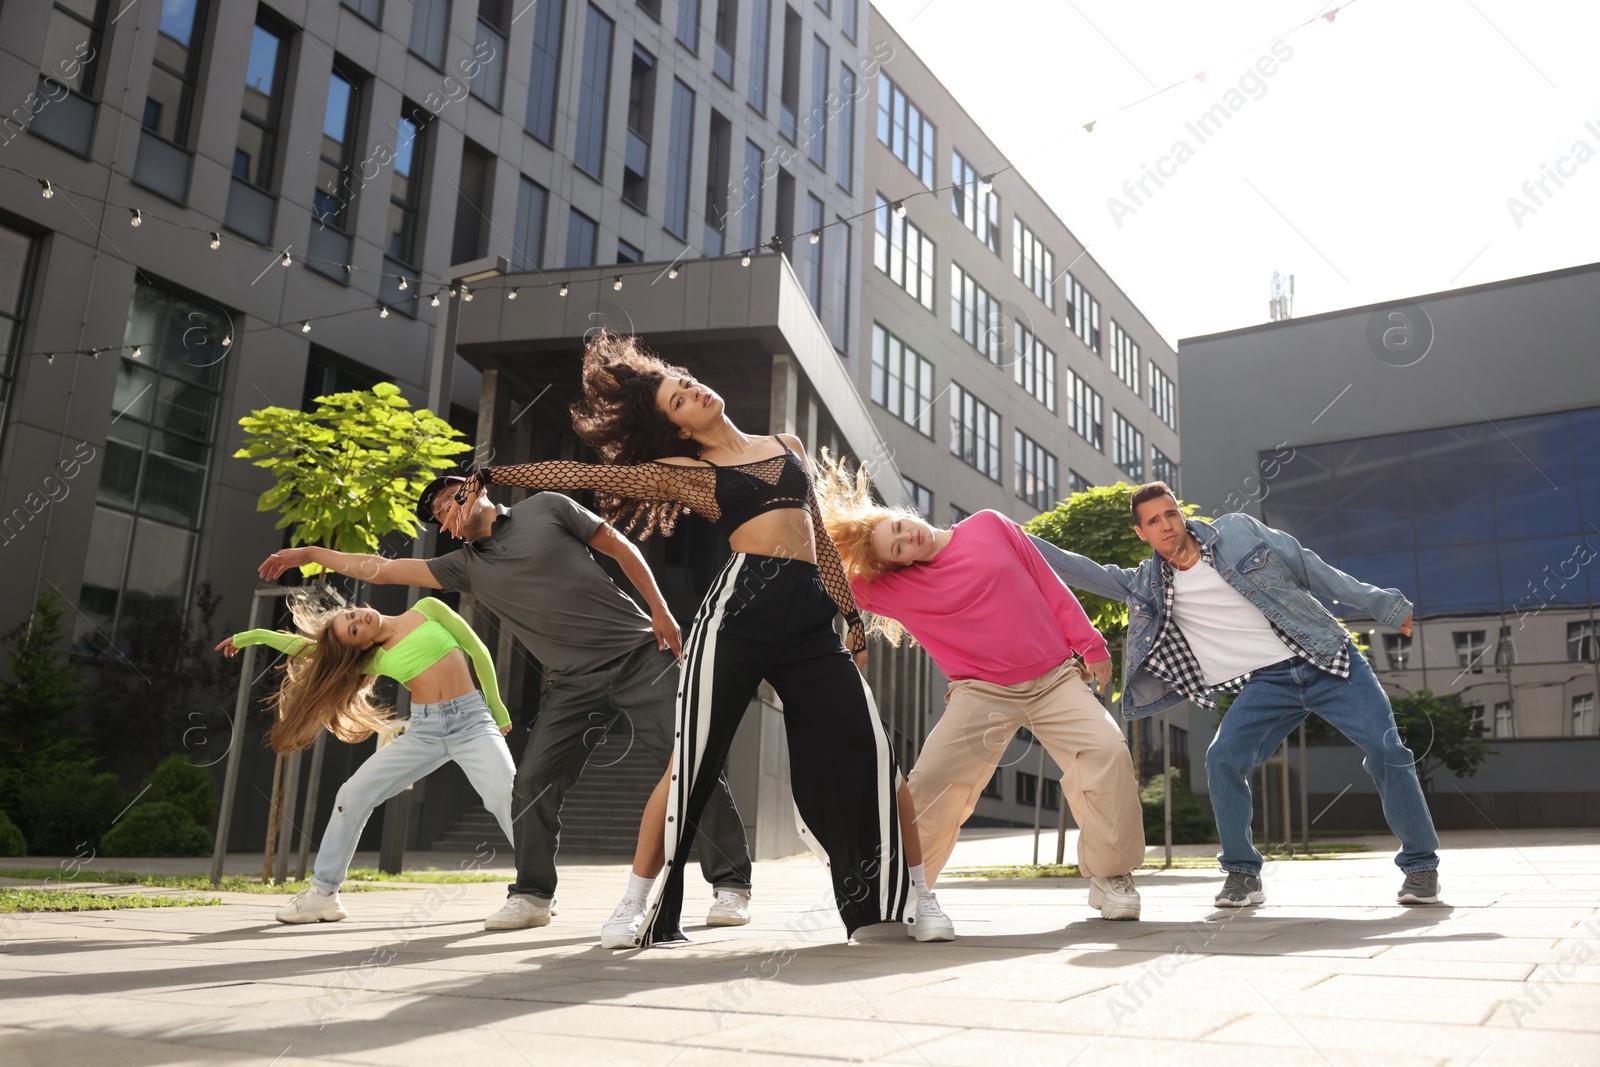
<box><xmin>477</xmin><ymin>443</ymin><xmax>866</xmax><ymax>652</ymax></box>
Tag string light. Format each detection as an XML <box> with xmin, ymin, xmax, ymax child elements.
<box><xmin>129</xmin><ymin>208</ymin><xmax>142</xmax><ymax>227</ymax></box>
<box><xmin>506</xmin><ymin>287</ymin><xmax>518</xmax><ymax>299</ymax></box>
<box><xmin>979</xmin><ymin>173</ymin><xmax>995</xmax><ymax>194</ymax></box>
<box><xmin>809</xmin><ymin>230</ymin><xmax>821</xmax><ymax>244</ymax></box>
<box><xmin>89</xmin><ymin>348</ymin><xmax>99</xmax><ymax>360</ymax></box>
<box><xmin>301</xmin><ymin>321</ymin><xmax>311</xmax><ymax>332</ymax></box>
<box><xmin>398</xmin><ymin>276</ymin><xmax>408</xmax><ymax>291</ymax></box>
<box><xmin>740</xmin><ymin>252</ymin><xmax>751</xmax><ymax>267</ymax></box>
<box><xmin>431</xmin><ymin>290</ymin><xmax>442</xmax><ymax>307</ymax></box>
<box><xmin>668</xmin><ymin>266</ymin><xmax>679</xmax><ymax>279</ymax></box>
<box><xmin>281</xmin><ymin>250</ymin><xmax>292</xmax><ymax>267</ymax></box>
<box><xmin>208</xmin><ymin>231</ymin><xmax>220</xmax><ymax>249</ymax></box>
<box><xmin>461</xmin><ymin>286</ymin><xmax>473</xmax><ymax>301</ymax></box>
<box><xmin>559</xmin><ymin>283</ymin><xmax>568</xmax><ymax>296</ymax></box>
<box><xmin>892</xmin><ymin>200</ymin><xmax>906</xmax><ymax>219</ymax></box>
<box><xmin>378</xmin><ymin>304</ymin><xmax>390</xmax><ymax>319</ymax></box>
<box><xmin>343</xmin><ymin>263</ymin><xmax>353</xmax><ymax>277</ymax></box>
<box><xmin>222</xmin><ymin>334</ymin><xmax>231</xmax><ymax>347</ymax></box>
<box><xmin>448</xmin><ymin>285</ymin><xmax>457</xmax><ymax>298</ymax></box>
<box><xmin>46</xmin><ymin>352</ymin><xmax>54</xmax><ymax>365</ymax></box>
<box><xmin>131</xmin><ymin>345</ymin><xmax>141</xmax><ymax>358</ymax></box>
<box><xmin>613</xmin><ymin>276</ymin><xmax>622</xmax><ymax>291</ymax></box>
<box><xmin>39</xmin><ymin>179</ymin><xmax>52</xmax><ymax>199</ymax></box>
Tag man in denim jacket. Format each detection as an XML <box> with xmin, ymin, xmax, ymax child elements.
<box><xmin>1029</xmin><ymin>482</ymin><xmax>1441</xmax><ymax>908</ymax></box>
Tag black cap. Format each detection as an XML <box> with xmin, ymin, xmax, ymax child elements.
<box><xmin>415</xmin><ymin>474</ymin><xmax>469</xmax><ymax>527</ymax></box>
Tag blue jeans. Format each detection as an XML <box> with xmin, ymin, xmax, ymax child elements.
<box><xmin>312</xmin><ymin>692</ymin><xmax>515</xmax><ymax>893</ymax></box>
<box><xmin>1204</xmin><ymin>651</ymin><xmax>1440</xmax><ymax>877</ymax></box>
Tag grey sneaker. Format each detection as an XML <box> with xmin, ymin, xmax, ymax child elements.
<box><xmin>1214</xmin><ymin>872</ymin><xmax>1265</xmax><ymax>908</ymax></box>
<box><xmin>1398</xmin><ymin>869</ymin><xmax>1440</xmax><ymax>904</ymax></box>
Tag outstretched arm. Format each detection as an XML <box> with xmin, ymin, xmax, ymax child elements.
<box><xmin>1229</xmin><ymin>513</ymin><xmax>1414</xmax><ymax>629</ymax></box>
<box><xmin>258</xmin><ymin>546</ymin><xmax>442</xmax><ymax>588</ymax></box>
<box><xmin>219</xmin><ymin>629</ymin><xmax>313</xmax><ymax>658</ymax></box>
<box><xmin>465</xmin><ymin>460</ymin><xmax>720</xmax><ymax>519</ymax></box>
<box><xmin>411</xmin><ymin>598</ymin><xmax>512</xmax><ymax>730</ymax></box>
<box><xmin>1026</xmin><ymin>534</ymin><xmax>1138</xmax><ymax>603</ymax></box>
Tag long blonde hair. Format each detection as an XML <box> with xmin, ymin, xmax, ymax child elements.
<box><xmin>266</xmin><ymin>589</ymin><xmax>394</xmax><ymax>754</ymax></box>
<box><xmin>813</xmin><ymin>450</ymin><xmax>932</xmax><ymax>647</ymax></box>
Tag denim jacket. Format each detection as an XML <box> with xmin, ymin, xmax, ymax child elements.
<box><xmin>1028</xmin><ymin>513</ymin><xmax>1413</xmax><ymax>721</ymax></box>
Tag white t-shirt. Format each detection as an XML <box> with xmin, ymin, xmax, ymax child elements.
<box><xmin>1169</xmin><ymin>557</ymin><xmax>1296</xmax><ymax>686</ymax></box>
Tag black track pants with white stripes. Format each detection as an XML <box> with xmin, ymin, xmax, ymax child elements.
<box><xmin>642</xmin><ymin>553</ymin><xmax>910</xmax><ymax>945</ymax></box>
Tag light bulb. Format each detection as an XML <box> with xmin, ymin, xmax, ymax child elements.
<box><xmin>46</xmin><ymin>352</ymin><xmax>54</xmax><ymax>365</ymax></box>
<box><xmin>379</xmin><ymin>305</ymin><xmax>389</xmax><ymax>318</ymax></box>
<box><xmin>809</xmin><ymin>230</ymin><xmax>820</xmax><ymax>244</ymax></box>
<box><xmin>507</xmin><ymin>287</ymin><xmax>518</xmax><ymax>300</ymax></box>
<box><xmin>222</xmin><ymin>335</ymin><xmax>232</xmax><ymax>347</ymax></box>
<box><xmin>559</xmin><ymin>283</ymin><xmax>568</xmax><ymax>296</ymax></box>
<box><xmin>668</xmin><ymin>266</ymin><xmax>679</xmax><ymax>279</ymax></box>
<box><xmin>448</xmin><ymin>285</ymin><xmax>457</xmax><ymax>297</ymax></box>
<box><xmin>129</xmin><ymin>208</ymin><xmax>142</xmax><ymax>227</ymax></box>
<box><xmin>40</xmin><ymin>180</ymin><xmax>53</xmax><ymax>199</ymax></box>
<box><xmin>398</xmin><ymin>276</ymin><xmax>408</xmax><ymax>291</ymax></box>
<box><xmin>132</xmin><ymin>346</ymin><xmax>141</xmax><ymax>358</ymax></box>
<box><xmin>431</xmin><ymin>292</ymin><xmax>441</xmax><ymax>307</ymax></box>
<box><xmin>90</xmin><ymin>348</ymin><xmax>99</xmax><ymax>360</ymax></box>
<box><xmin>281</xmin><ymin>250</ymin><xmax>292</xmax><ymax>267</ymax></box>
<box><xmin>209</xmin><ymin>231</ymin><xmax>220</xmax><ymax>249</ymax></box>
<box><xmin>613</xmin><ymin>276</ymin><xmax>622</xmax><ymax>291</ymax></box>
<box><xmin>741</xmin><ymin>252</ymin><xmax>751</xmax><ymax>267</ymax></box>
<box><xmin>462</xmin><ymin>286</ymin><xmax>473</xmax><ymax>301</ymax></box>
<box><xmin>893</xmin><ymin>200</ymin><xmax>906</xmax><ymax>218</ymax></box>
<box><xmin>301</xmin><ymin>321</ymin><xmax>311</xmax><ymax>333</ymax></box>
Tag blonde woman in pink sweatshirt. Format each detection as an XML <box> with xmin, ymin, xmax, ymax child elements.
<box><xmin>818</xmin><ymin>457</ymin><xmax>1146</xmax><ymax>920</ymax></box>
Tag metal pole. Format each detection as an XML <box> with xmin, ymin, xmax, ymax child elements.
<box><xmin>1278</xmin><ymin>738</ymin><xmax>1292</xmax><ymax>856</ymax></box>
<box><xmin>273</xmin><ymin>748</ymin><xmax>302</xmax><ymax>884</ymax></box>
<box><xmin>1030</xmin><ymin>744</ymin><xmax>1046</xmax><ymax>866</ymax></box>
<box><xmin>1055</xmin><ymin>790</ymin><xmax>1068</xmax><ymax>865</ymax></box>
<box><xmin>1298</xmin><ymin>721</ymin><xmax>1310</xmax><ymax>854</ymax></box>
<box><xmin>1162</xmin><ymin>709</ymin><xmax>1173</xmax><ymax>870</ymax></box>
<box><xmin>210</xmin><ymin>589</ymin><xmax>272</xmax><ymax>885</ymax></box>
<box><xmin>294</xmin><ymin>732</ymin><xmax>327</xmax><ymax>881</ymax></box>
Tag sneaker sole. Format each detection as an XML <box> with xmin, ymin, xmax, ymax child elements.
<box><xmin>1088</xmin><ymin>887</ymin><xmax>1141</xmax><ymax>920</ymax></box>
<box><xmin>1398</xmin><ymin>894</ymin><xmax>1439</xmax><ymax>905</ymax></box>
<box><xmin>705</xmin><ymin>915</ymin><xmax>751</xmax><ymax>927</ymax></box>
<box><xmin>484</xmin><ymin>915</ymin><xmax>552</xmax><ymax>930</ymax></box>
<box><xmin>911</xmin><ymin>924</ymin><xmax>956</xmax><ymax>942</ymax></box>
<box><xmin>600</xmin><ymin>931</ymin><xmax>641</xmax><ymax>949</ymax></box>
<box><xmin>276</xmin><ymin>912</ymin><xmax>346</xmax><ymax>924</ymax></box>
<box><xmin>1213</xmin><ymin>893</ymin><xmax>1265</xmax><ymax>908</ymax></box>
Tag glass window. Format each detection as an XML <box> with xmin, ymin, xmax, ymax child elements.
<box><xmin>387</xmin><ymin>109</ymin><xmax>428</xmax><ymax>266</ymax></box>
<box><xmin>802</xmin><ymin>194</ymin><xmax>824</xmax><ymax>313</ymax></box>
<box><xmin>513</xmin><ymin>176</ymin><xmax>548</xmax><ymax>271</ymax></box>
<box><xmin>837</xmin><ymin>62</ymin><xmax>856</xmax><ymax>192</ymax></box>
<box><xmin>873</xmin><ymin>194</ymin><xmax>935</xmax><ymax>311</ymax></box>
<box><xmin>1014</xmin><ymin>430</ymin><xmax>1057</xmax><ymax>512</ymax></box>
<box><xmin>1572</xmin><ymin>694</ymin><xmax>1595</xmax><ymax>735</ymax></box>
<box><xmin>1112</xmin><ymin>412</ymin><xmax>1143</xmax><ymax>480</ymax></box>
<box><xmin>1499</xmin><ymin>536</ymin><xmax>1592</xmax><ymax>611</ymax></box>
<box><xmin>807</xmin><ymin>36</ymin><xmax>828</xmax><ymax>168</ymax></box>
<box><xmin>1149</xmin><ymin>362</ymin><xmax>1176</xmax><ymax>431</ymax></box>
<box><xmin>451</xmin><ymin>141</ymin><xmax>492</xmax><ymax>264</ymax></box>
<box><xmin>1382</xmin><ymin>632</ymin><xmax>1412</xmax><ymax>671</ymax></box>
<box><xmin>343</xmin><ymin>0</ymin><xmax>382</xmax><ymax>23</ymax></box>
<box><xmin>314</xmin><ymin>70</ymin><xmax>361</xmax><ymax>232</ymax></box>
<box><xmin>902</xmin><ymin>476</ymin><xmax>932</xmax><ymax>518</ymax></box>
<box><xmin>0</xmin><ymin>227</ymin><xmax>38</xmax><ymax>460</ymax></box>
<box><xmin>1014</xmin><ymin>771</ymin><xmax>1037</xmax><ymax>806</ymax></box>
<box><xmin>1453</xmin><ymin>629</ymin><xmax>1488</xmax><ymax>673</ymax></box>
<box><xmin>1569</xmin><ymin>621</ymin><xmax>1597</xmax><ymax>663</ymax></box>
<box><xmin>778</xmin><ymin>5</ymin><xmax>800</xmax><ymax>141</ymax></box>
<box><xmin>616</xmin><ymin>238</ymin><xmax>641</xmax><ymax>263</ymax></box>
<box><xmin>574</xmin><ymin>3</ymin><xmax>614</xmax><ymax>179</ymax></box>
<box><xmin>841</xmin><ymin>0</ymin><xmax>858</xmax><ymax>39</ymax></box>
<box><xmin>471</xmin><ymin>0</ymin><xmax>510</xmax><ymax>108</ymax></box>
<box><xmin>876</xmin><ymin>74</ymin><xmax>934</xmax><ymax>187</ymax></box>
<box><xmin>664</xmin><ymin>79</ymin><xmax>695</xmax><ymax>237</ymax></box>
<box><xmin>144</xmin><ymin>0</ymin><xmax>208</xmax><ymax>145</ymax></box>
<box><xmin>235</xmin><ymin>19</ymin><xmax>288</xmax><ymax>189</ymax></box>
<box><xmin>1110</xmin><ymin>321</ymin><xmax>1140</xmax><ymax>395</ymax></box>
<box><xmin>828</xmin><ymin>215</ymin><xmax>852</xmax><ymax>354</ymax></box>
<box><xmin>409</xmin><ymin>0</ymin><xmax>450</xmax><ymax>68</ymax></box>
<box><xmin>1417</xmin><ymin>543</ymin><xmax>1500</xmax><ymax>616</ymax></box>
<box><xmin>1067</xmin><ymin>471</ymin><xmax>1092</xmax><ymax>496</ymax></box>
<box><xmin>1151</xmin><ymin>447</ymin><xmax>1178</xmax><ymax>491</ymax></box>
<box><xmin>676</xmin><ymin>0</ymin><xmax>700</xmax><ymax>52</ymax></box>
<box><xmin>566</xmin><ymin>208</ymin><xmax>597</xmax><ymax>267</ymax></box>
<box><xmin>1406</xmin><ymin>424</ymin><xmax>1494</xmax><ymax>547</ymax></box>
<box><xmin>1573</xmin><ymin>408</ymin><xmax>1600</xmax><ymax>532</ymax></box>
<box><xmin>951</xmin><ymin>503</ymin><xmax>971</xmax><ymax>524</ymax></box>
<box><xmin>1261</xmin><ymin>443</ymin><xmax>1335</xmax><ymax>549</ymax></box>
<box><xmin>1012</xmin><ymin>217</ymin><xmax>1054</xmax><ymax>311</ymax></box>
<box><xmin>747</xmin><ymin>0</ymin><xmax>770</xmax><ymax>113</ymax></box>
<box><xmin>950</xmin><ymin>263</ymin><xmax>999</xmax><ymax>362</ymax></box>
<box><xmin>712</xmin><ymin>0</ymin><xmax>737</xmax><ymax>84</ymax></box>
<box><xmin>1494</xmin><ymin>702</ymin><xmax>1515</xmax><ymax>738</ymax></box>
<box><xmin>44</xmin><ymin>0</ymin><xmax>108</xmax><ymax>97</ymax></box>
<box><xmin>1066</xmin><ymin>273</ymin><xmax>1100</xmax><ymax>354</ymax></box>
<box><xmin>1491</xmin><ymin>412</ymin><xmax>1580</xmax><ymax>539</ymax></box>
<box><xmin>740</xmin><ymin>140</ymin><xmax>764</xmax><ymax>252</ymax></box>
<box><xmin>1013</xmin><ymin>319</ymin><xmax>1055</xmax><ymax>412</ymax></box>
<box><xmin>1334</xmin><ymin>553</ymin><xmax>1418</xmax><ymax>615</ymax></box>
<box><xmin>525</xmin><ymin>0</ymin><xmax>565</xmax><ymax>145</ymax></box>
<box><xmin>949</xmin><ymin>382</ymin><xmax>1001</xmax><ymax>481</ymax></box>
<box><xmin>704</xmin><ymin>111</ymin><xmax>732</xmax><ymax>255</ymax></box>
<box><xmin>869</xmin><ymin>323</ymin><xmax>934</xmax><ymax>437</ymax></box>
<box><xmin>1334</xmin><ymin>435</ymin><xmax>1414</xmax><ymax>556</ymax></box>
<box><xmin>1066</xmin><ymin>368</ymin><xmax>1102</xmax><ymax>451</ymax></box>
<box><xmin>951</xmin><ymin>150</ymin><xmax>999</xmax><ymax>254</ymax></box>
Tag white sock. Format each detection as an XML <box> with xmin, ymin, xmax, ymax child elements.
<box><xmin>909</xmin><ymin>863</ymin><xmax>928</xmax><ymax>894</ymax></box>
<box><xmin>625</xmin><ymin>871</ymin><xmax>654</xmax><ymax>902</ymax></box>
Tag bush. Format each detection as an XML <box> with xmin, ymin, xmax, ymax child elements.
<box><xmin>1140</xmin><ymin>769</ymin><xmax>1216</xmax><ymax>845</ymax></box>
<box><xmin>100</xmin><ymin>802</ymin><xmax>212</xmax><ymax>858</ymax></box>
<box><xmin>13</xmin><ymin>764</ymin><xmax>126</xmax><ymax>856</ymax></box>
<box><xmin>0</xmin><ymin>810</ymin><xmax>25</xmax><ymax>856</ymax></box>
<box><xmin>143</xmin><ymin>755</ymin><xmax>217</xmax><ymax>828</ymax></box>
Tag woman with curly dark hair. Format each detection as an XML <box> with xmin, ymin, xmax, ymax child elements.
<box><xmin>444</xmin><ymin>331</ymin><xmax>953</xmax><ymax>948</ymax></box>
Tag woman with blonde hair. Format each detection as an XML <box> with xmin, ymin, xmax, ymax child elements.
<box><xmin>446</xmin><ymin>330</ymin><xmax>953</xmax><ymax>948</ymax></box>
<box><xmin>814</xmin><ymin>454</ymin><xmax>1148</xmax><ymax>921</ymax></box>
<box><xmin>217</xmin><ymin>592</ymin><xmax>515</xmax><ymax>924</ymax></box>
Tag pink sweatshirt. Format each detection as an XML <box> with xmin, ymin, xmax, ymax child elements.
<box><xmin>851</xmin><ymin>510</ymin><xmax>1110</xmax><ymax>686</ymax></box>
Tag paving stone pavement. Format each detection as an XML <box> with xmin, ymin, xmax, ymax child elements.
<box><xmin>1</xmin><ymin>828</ymin><xmax>1596</xmax><ymax>1066</ymax></box>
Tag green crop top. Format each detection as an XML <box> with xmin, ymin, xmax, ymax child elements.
<box><xmin>232</xmin><ymin>597</ymin><xmax>511</xmax><ymax>728</ymax></box>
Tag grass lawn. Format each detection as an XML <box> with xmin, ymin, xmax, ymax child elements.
<box><xmin>0</xmin><ymin>866</ymin><xmax>502</xmax><ymax>893</ymax></box>
<box><xmin>1</xmin><ymin>889</ymin><xmax>221</xmax><ymax>913</ymax></box>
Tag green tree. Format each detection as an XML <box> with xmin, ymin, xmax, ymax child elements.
<box><xmin>1391</xmin><ymin>689</ymin><xmax>1496</xmax><ymax>792</ymax></box>
<box><xmin>1023</xmin><ymin>482</ymin><xmax>1201</xmax><ymax>695</ymax></box>
<box><xmin>0</xmin><ymin>591</ymin><xmax>88</xmax><ymax>814</ymax></box>
<box><xmin>235</xmin><ymin>382</ymin><xmax>472</xmax><ymax>574</ymax></box>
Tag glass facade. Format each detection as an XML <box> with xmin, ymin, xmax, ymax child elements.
<box><xmin>1262</xmin><ymin>408</ymin><xmax>1600</xmax><ymax>621</ymax></box>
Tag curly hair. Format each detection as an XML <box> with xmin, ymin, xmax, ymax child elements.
<box><xmin>569</xmin><ymin>330</ymin><xmax>701</xmax><ymax>538</ymax></box>
<box><xmin>812</xmin><ymin>449</ymin><xmax>927</xmax><ymax>647</ymax></box>
<box><xmin>266</xmin><ymin>588</ymin><xmax>394</xmax><ymax>754</ymax></box>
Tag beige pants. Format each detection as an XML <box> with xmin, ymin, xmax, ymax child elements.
<box><xmin>907</xmin><ymin>659</ymin><xmax>1146</xmax><ymax>884</ymax></box>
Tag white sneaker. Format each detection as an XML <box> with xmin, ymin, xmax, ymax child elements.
<box><xmin>1088</xmin><ymin>873</ymin><xmax>1142</xmax><ymax>920</ymax></box>
<box><xmin>484</xmin><ymin>895</ymin><xmax>557</xmax><ymax>931</ymax></box>
<box><xmin>906</xmin><ymin>889</ymin><xmax>956</xmax><ymax>942</ymax></box>
<box><xmin>706</xmin><ymin>889</ymin><xmax>751</xmax><ymax>927</ymax></box>
<box><xmin>600</xmin><ymin>897</ymin><xmax>647</xmax><ymax>949</ymax></box>
<box><xmin>276</xmin><ymin>885</ymin><xmax>347</xmax><ymax>924</ymax></box>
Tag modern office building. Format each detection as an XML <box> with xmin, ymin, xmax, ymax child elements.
<box><xmin>0</xmin><ymin>0</ymin><xmax>1178</xmax><ymax>854</ymax></box>
<box><xmin>1179</xmin><ymin>261</ymin><xmax>1600</xmax><ymax>828</ymax></box>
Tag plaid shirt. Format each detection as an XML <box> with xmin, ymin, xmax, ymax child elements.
<box><xmin>1142</xmin><ymin>541</ymin><xmax>1351</xmax><ymax>709</ymax></box>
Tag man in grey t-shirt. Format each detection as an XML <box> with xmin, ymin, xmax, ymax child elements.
<box><xmin>257</xmin><ymin>478</ymin><xmax>753</xmax><ymax>932</ymax></box>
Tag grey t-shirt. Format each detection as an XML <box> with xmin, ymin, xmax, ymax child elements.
<box><xmin>427</xmin><ymin>493</ymin><xmax>655</xmax><ymax>676</ymax></box>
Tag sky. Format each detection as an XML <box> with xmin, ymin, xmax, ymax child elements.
<box><xmin>872</xmin><ymin>0</ymin><xmax>1600</xmax><ymax>348</ymax></box>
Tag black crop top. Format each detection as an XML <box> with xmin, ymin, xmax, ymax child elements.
<box><xmin>474</xmin><ymin>439</ymin><xmax>866</xmax><ymax>651</ymax></box>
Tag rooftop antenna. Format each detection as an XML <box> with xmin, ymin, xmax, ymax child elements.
<box><xmin>1269</xmin><ymin>270</ymin><xmax>1295</xmax><ymax>321</ymax></box>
